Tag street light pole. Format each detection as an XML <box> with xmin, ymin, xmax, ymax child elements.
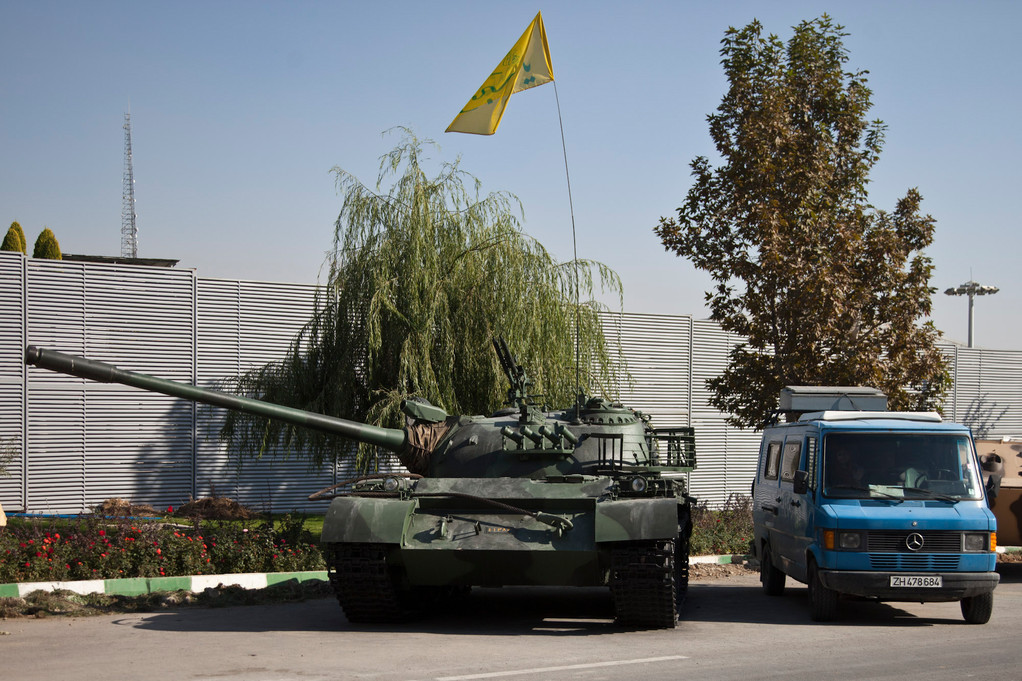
<box><xmin>944</xmin><ymin>280</ymin><xmax>999</xmax><ymax>348</ymax></box>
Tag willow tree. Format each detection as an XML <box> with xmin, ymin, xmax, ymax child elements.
<box><xmin>222</xmin><ymin>131</ymin><xmax>621</xmax><ymax>467</ymax></box>
<box><xmin>655</xmin><ymin>17</ymin><xmax>948</xmax><ymax>428</ymax></box>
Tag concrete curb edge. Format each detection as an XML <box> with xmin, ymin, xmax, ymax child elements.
<box><xmin>0</xmin><ymin>570</ymin><xmax>328</xmax><ymax>599</ymax></box>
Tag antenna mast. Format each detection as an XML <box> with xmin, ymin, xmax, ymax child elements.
<box><xmin>121</xmin><ymin>112</ymin><xmax>138</xmax><ymax>258</ymax></box>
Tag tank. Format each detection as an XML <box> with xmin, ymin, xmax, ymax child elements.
<box><xmin>24</xmin><ymin>340</ymin><xmax>696</xmax><ymax>628</ymax></box>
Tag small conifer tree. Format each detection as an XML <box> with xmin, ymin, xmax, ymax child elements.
<box><xmin>1</xmin><ymin>221</ymin><xmax>27</xmax><ymax>253</ymax></box>
<box><xmin>32</xmin><ymin>228</ymin><xmax>62</xmax><ymax>260</ymax></box>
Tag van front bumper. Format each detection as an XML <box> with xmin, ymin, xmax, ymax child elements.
<box><xmin>819</xmin><ymin>570</ymin><xmax>999</xmax><ymax>602</ymax></box>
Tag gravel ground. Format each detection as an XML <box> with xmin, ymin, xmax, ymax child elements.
<box><xmin>690</xmin><ymin>561</ymin><xmax>757</xmax><ymax>580</ymax></box>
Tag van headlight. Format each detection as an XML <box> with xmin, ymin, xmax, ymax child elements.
<box><xmin>824</xmin><ymin>530</ymin><xmax>863</xmax><ymax>550</ymax></box>
<box><xmin>964</xmin><ymin>533</ymin><xmax>989</xmax><ymax>552</ymax></box>
<box><xmin>838</xmin><ymin>532</ymin><xmax>862</xmax><ymax>550</ymax></box>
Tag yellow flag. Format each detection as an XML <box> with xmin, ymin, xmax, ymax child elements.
<box><xmin>446</xmin><ymin>12</ymin><xmax>554</xmax><ymax>135</ymax></box>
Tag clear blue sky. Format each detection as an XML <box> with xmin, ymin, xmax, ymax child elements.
<box><xmin>3</xmin><ymin>1</ymin><xmax>1019</xmax><ymax>349</ymax></box>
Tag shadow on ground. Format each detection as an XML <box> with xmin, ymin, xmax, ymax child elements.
<box><xmin>122</xmin><ymin>568</ymin><xmax>1002</xmax><ymax>636</ymax></box>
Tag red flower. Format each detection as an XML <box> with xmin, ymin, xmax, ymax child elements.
<box><xmin>167</xmin><ymin>506</ymin><xmax>174</xmax><ymax>513</ymax></box>
<box><xmin>98</xmin><ymin>530</ymin><xmax>105</xmax><ymax>536</ymax></box>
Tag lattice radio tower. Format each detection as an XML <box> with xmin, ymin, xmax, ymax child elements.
<box><xmin>121</xmin><ymin>112</ymin><xmax>138</xmax><ymax>258</ymax></box>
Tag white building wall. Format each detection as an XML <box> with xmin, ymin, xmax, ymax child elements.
<box><xmin>1</xmin><ymin>249</ymin><xmax>1019</xmax><ymax>512</ymax></box>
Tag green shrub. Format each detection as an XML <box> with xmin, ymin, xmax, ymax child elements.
<box><xmin>689</xmin><ymin>494</ymin><xmax>753</xmax><ymax>556</ymax></box>
<box><xmin>2</xmin><ymin>222</ymin><xmax>26</xmax><ymax>253</ymax></box>
<box><xmin>32</xmin><ymin>227</ymin><xmax>61</xmax><ymax>259</ymax></box>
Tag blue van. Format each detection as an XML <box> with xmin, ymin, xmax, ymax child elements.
<box><xmin>752</xmin><ymin>387</ymin><xmax>999</xmax><ymax>623</ymax></box>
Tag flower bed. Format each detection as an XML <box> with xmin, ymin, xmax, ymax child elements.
<box><xmin>0</xmin><ymin>514</ymin><xmax>324</xmax><ymax>583</ymax></box>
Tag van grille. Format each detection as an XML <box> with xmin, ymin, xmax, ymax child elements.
<box><xmin>870</xmin><ymin>554</ymin><xmax>960</xmax><ymax>570</ymax></box>
<box><xmin>867</xmin><ymin>531</ymin><xmax>962</xmax><ymax>553</ymax></box>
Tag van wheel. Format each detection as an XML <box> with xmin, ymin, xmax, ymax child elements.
<box><xmin>808</xmin><ymin>560</ymin><xmax>838</xmax><ymax>622</ymax></box>
<box><xmin>960</xmin><ymin>592</ymin><xmax>993</xmax><ymax>624</ymax></box>
<box><xmin>760</xmin><ymin>541</ymin><xmax>785</xmax><ymax>596</ymax></box>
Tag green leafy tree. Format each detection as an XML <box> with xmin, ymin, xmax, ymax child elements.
<box><xmin>32</xmin><ymin>227</ymin><xmax>62</xmax><ymax>259</ymax></box>
<box><xmin>1</xmin><ymin>221</ymin><xmax>27</xmax><ymax>253</ymax></box>
<box><xmin>222</xmin><ymin>130</ymin><xmax>622</xmax><ymax>467</ymax></box>
<box><xmin>654</xmin><ymin>16</ymin><xmax>948</xmax><ymax>428</ymax></box>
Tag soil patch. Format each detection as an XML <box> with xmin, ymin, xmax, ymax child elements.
<box><xmin>175</xmin><ymin>496</ymin><xmax>261</xmax><ymax>520</ymax></box>
<box><xmin>690</xmin><ymin>561</ymin><xmax>757</xmax><ymax>580</ymax></box>
<box><xmin>93</xmin><ymin>497</ymin><xmax>159</xmax><ymax>517</ymax></box>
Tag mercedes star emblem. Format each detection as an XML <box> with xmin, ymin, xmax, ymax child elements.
<box><xmin>905</xmin><ymin>532</ymin><xmax>925</xmax><ymax>551</ymax></box>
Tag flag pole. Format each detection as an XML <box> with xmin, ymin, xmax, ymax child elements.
<box><xmin>552</xmin><ymin>82</ymin><xmax>583</xmax><ymax>416</ymax></box>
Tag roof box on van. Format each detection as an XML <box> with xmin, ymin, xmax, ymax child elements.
<box><xmin>796</xmin><ymin>410</ymin><xmax>942</xmax><ymax>423</ymax></box>
<box><xmin>779</xmin><ymin>386</ymin><xmax>888</xmax><ymax>413</ymax></box>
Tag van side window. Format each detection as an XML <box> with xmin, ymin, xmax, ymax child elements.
<box><xmin>781</xmin><ymin>441</ymin><xmax>802</xmax><ymax>482</ymax></box>
<box><xmin>764</xmin><ymin>441</ymin><xmax>782</xmax><ymax>480</ymax></box>
<box><xmin>805</xmin><ymin>436</ymin><xmax>818</xmax><ymax>490</ymax></box>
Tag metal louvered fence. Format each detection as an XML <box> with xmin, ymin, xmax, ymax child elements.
<box><xmin>2</xmin><ymin>250</ymin><xmax>1020</xmax><ymax>513</ymax></box>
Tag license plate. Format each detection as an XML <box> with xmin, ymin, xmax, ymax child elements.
<box><xmin>890</xmin><ymin>575</ymin><xmax>942</xmax><ymax>588</ymax></box>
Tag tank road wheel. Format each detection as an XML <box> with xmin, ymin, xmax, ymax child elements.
<box><xmin>325</xmin><ymin>543</ymin><xmax>421</xmax><ymax>623</ymax></box>
<box><xmin>807</xmin><ymin>559</ymin><xmax>838</xmax><ymax>622</ymax></box>
<box><xmin>610</xmin><ymin>539</ymin><xmax>679</xmax><ymax>629</ymax></box>
<box><xmin>760</xmin><ymin>541</ymin><xmax>786</xmax><ymax>596</ymax></box>
<box><xmin>960</xmin><ymin>591</ymin><xmax>994</xmax><ymax>624</ymax></box>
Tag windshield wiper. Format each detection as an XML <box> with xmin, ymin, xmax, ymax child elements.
<box><xmin>827</xmin><ymin>485</ymin><xmax>903</xmax><ymax>502</ymax></box>
<box><xmin>903</xmin><ymin>486</ymin><xmax>958</xmax><ymax>503</ymax></box>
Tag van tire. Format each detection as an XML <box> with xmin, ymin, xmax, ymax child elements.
<box><xmin>808</xmin><ymin>559</ymin><xmax>838</xmax><ymax>622</ymax></box>
<box><xmin>760</xmin><ymin>541</ymin><xmax>785</xmax><ymax>596</ymax></box>
<box><xmin>960</xmin><ymin>591</ymin><xmax>993</xmax><ymax>624</ymax></box>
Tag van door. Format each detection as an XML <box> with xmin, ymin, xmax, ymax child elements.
<box><xmin>776</xmin><ymin>437</ymin><xmax>810</xmax><ymax>580</ymax></box>
<box><xmin>788</xmin><ymin>435</ymin><xmax>817</xmax><ymax>583</ymax></box>
<box><xmin>754</xmin><ymin>438</ymin><xmax>784</xmax><ymax>562</ymax></box>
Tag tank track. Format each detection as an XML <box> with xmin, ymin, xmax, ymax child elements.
<box><xmin>676</xmin><ymin>530</ymin><xmax>690</xmax><ymax>604</ymax></box>
<box><xmin>609</xmin><ymin>538</ymin><xmax>680</xmax><ymax>629</ymax></box>
<box><xmin>324</xmin><ymin>542</ymin><xmax>420</xmax><ymax>623</ymax></box>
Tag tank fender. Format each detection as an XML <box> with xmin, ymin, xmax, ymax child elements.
<box><xmin>595</xmin><ymin>497</ymin><xmax>681</xmax><ymax>542</ymax></box>
<box><xmin>321</xmin><ymin>497</ymin><xmax>415</xmax><ymax>544</ymax></box>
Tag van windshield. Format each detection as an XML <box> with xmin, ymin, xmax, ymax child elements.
<box><xmin>822</xmin><ymin>432</ymin><xmax>983</xmax><ymax>501</ymax></box>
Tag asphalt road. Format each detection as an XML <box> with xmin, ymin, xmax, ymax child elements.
<box><xmin>3</xmin><ymin>565</ymin><xmax>1021</xmax><ymax>681</ymax></box>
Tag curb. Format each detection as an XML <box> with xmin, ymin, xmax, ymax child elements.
<box><xmin>0</xmin><ymin>570</ymin><xmax>328</xmax><ymax>599</ymax></box>
<box><xmin>690</xmin><ymin>554</ymin><xmax>747</xmax><ymax>566</ymax></box>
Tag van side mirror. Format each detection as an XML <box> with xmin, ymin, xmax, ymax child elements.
<box><xmin>793</xmin><ymin>470</ymin><xmax>809</xmax><ymax>495</ymax></box>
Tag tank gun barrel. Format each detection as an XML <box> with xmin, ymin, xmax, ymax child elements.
<box><xmin>24</xmin><ymin>346</ymin><xmax>407</xmax><ymax>453</ymax></box>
